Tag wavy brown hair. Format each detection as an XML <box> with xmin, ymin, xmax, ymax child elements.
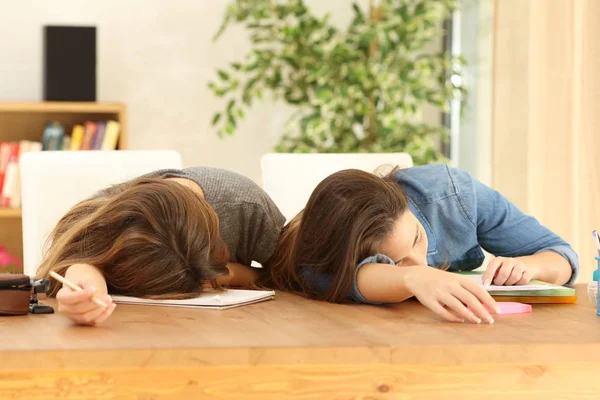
<box><xmin>37</xmin><ymin>177</ymin><xmax>229</xmax><ymax>298</ymax></box>
<box><xmin>261</xmin><ymin>168</ymin><xmax>408</xmax><ymax>303</ymax></box>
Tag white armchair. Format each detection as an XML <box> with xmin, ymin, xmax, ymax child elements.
<box><xmin>20</xmin><ymin>150</ymin><xmax>182</xmax><ymax>276</ymax></box>
<box><xmin>261</xmin><ymin>153</ymin><xmax>413</xmax><ymax>221</ymax></box>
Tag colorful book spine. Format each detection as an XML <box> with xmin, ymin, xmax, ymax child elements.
<box><xmin>101</xmin><ymin>120</ymin><xmax>121</xmax><ymax>150</ymax></box>
<box><xmin>0</xmin><ymin>142</ymin><xmax>13</xmax><ymax>198</ymax></box>
<box><xmin>10</xmin><ymin>141</ymin><xmax>41</xmax><ymax>208</ymax></box>
<box><xmin>0</xmin><ymin>143</ymin><xmax>20</xmax><ymax>208</ymax></box>
<box><xmin>0</xmin><ymin>141</ymin><xmax>42</xmax><ymax>209</ymax></box>
<box><xmin>69</xmin><ymin>124</ymin><xmax>85</xmax><ymax>150</ymax></box>
<box><xmin>92</xmin><ymin>121</ymin><xmax>107</xmax><ymax>150</ymax></box>
<box><xmin>81</xmin><ymin>121</ymin><xmax>97</xmax><ymax>150</ymax></box>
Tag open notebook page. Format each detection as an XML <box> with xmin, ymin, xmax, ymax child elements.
<box><xmin>112</xmin><ymin>289</ymin><xmax>275</xmax><ymax>310</ymax></box>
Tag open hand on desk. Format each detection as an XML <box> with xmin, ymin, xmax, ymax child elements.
<box><xmin>56</xmin><ymin>278</ymin><xmax>116</xmax><ymax>326</ymax></box>
<box><xmin>404</xmin><ymin>266</ymin><xmax>499</xmax><ymax>324</ymax></box>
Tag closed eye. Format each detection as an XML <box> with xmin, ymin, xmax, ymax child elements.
<box><xmin>394</xmin><ymin>224</ymin><xmax>421</xmax><ymax>266</ymax></box>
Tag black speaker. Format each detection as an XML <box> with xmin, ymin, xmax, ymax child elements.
<box><xmin>44</xmin><ymin>26</ymin><xmax>96</xmax><ymax>102</ymax></box>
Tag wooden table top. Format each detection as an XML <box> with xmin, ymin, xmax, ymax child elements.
<box><xmin>2</xmin><ymin>285</ymin><xmax>599</xmax><ymax>369</ymax></box>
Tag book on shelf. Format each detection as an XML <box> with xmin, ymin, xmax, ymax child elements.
<box><xmin>0</xmin><ymin>143</ymin><xmax>12</xmax><ymax>197</ymax></box>
<box><xmin>80</xmin><ymin>121</ymin><xmax>97</xmax><ymax>150</ymax></box>
<box><xmin>0</xmin><ymin>117</ymin><xmax>121</xmax><ymax>210</ymax></box>
<box><xmin>69</xmin><ymin>124</ymin><xmax>84</xmax><ymax>150</ymax></box>
<box><xmin>92</xmin><ymin>121</ymin><xmax>106</xmax><ymax>150</ymax></box>
<box><xmin>101</xmin><ymin>120</ymin><xmax>120</xmax><ymax>150</ymax></box>
<box><xmin>41</xmin><ymin>120</ymin><xmax>120</xmax><ymax>152</ymax></box>
<box><xmin>0</xmin><ymin>140</ymin><xmax>42</xmax><ymax>209</ymax></box>
<box><xmin>0</xmin><ymin>143</ymin><xmax>18</xmax><ymax>208</ymax></box>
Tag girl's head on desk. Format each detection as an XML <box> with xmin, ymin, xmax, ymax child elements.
<box><xmin>263</xmin><ymin>168</ymin><xmax>428</xmax><ymax>302</ymax></box>
<box><xmin>37</xmin><ymin>177</ymin><xmax>230</xmax><ymax>298</ymax></box>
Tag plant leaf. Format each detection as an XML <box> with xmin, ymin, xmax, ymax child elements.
<box><xmin>211</xmin><ymin>112</ymin><xmax>222</xmax><ymax>126</ymax></box>
<box><xmin>218</xmin><ymin>69</ymin><xmax>230</xmax><ymax>81</ymax></box>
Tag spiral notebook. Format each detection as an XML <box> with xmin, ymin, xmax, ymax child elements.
<box><xmin>112</xmin><ymin>289</ymin><xmax>275</xmax><ymax>310</ymax></box>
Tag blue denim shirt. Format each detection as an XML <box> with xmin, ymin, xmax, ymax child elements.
<box><xmin>343</xmin><ymin>165</ymin><xmax>578</xmax><ymax>304</ymax></box>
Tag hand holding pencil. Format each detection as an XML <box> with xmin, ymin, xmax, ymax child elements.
<box><xmin>51</xmin><ymin>271</ymin><xmax>116</xmax><ymax>326</ymax></box>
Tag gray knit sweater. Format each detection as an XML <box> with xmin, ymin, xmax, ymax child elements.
<box><xmin>98</xmin><ymin>167</ymin><xmax>286</xmax><ymax>266</ymax></box>
<box><xmin>149</xmin><ymin>167</ymin><xmax>286</xmax><ymax>265</ymax></box>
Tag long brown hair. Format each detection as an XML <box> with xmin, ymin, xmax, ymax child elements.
<box><xmin>37</xmin><ymin>177</ymin><xmax>229</xmax><ymax>298</ymax></box>
<box><xmin>262</xmin><ymin>168</ymin><xmax>408</xmax><ymax>303</ymax></box>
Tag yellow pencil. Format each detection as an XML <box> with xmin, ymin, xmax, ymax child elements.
<box><xmin>49</xmin><ymin>271</ymin><xmax>109</xmax><ymax>308</ymax></box>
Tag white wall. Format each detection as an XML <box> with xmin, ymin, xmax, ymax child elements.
<box><xmin>0</xmin><ymin>0</ymin><xmax>367</xmax><ymax>183</ymax></box>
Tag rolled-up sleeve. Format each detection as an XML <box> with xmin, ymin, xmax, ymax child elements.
<box><xmin>534</xmin><ymin>245</ymin><xmax>579</xmax><ymax>285</ymax></box>
<box><xmin>462</xmin><ymin>173</ymin><xmax>580</xmax><ymax>285</ymax></box>
<box><xmin>349</xmin><ymin>254</ymin><xmax>396</xmax><ymax>304</ymax></box>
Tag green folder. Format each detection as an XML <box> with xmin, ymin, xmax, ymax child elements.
<box><xmin>456</xmin><ymin>271</ymin><xmax>575</xmax><ymax>297</ymax></box>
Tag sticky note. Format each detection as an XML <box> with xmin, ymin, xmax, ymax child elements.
<box><xmin>494</xmin><ymin>302</ymin><xmax>532</xmax><ymax>314</ymax></box>
<box><xmin>469</xmin><ymin>302</ymin><xmax>532</xmax><ymax>315</ymax></box>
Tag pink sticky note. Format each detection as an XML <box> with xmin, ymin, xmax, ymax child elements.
<box><xmin>494</xmin><ymin>302</ymin><xmax>532</xmax><ymax>314</ymax></box>
<box><xmin>469</xmin><ymin>302</ymin><xmax>532</xmax><ymax>315</ymax></box>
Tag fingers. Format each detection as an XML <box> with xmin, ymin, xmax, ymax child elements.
<box><xmin>504</xmin><ymin>265</ymin><xmax>525</xmax><ymax>286</ymax></box>
<box><xmin>482</xmin><ymin>257</ymin><xmax>502</xmax><ymax>285</ymax></box>
<box><xmin>485</xmin><ymin>257</ymin><xmax>518</xmax><ymax>286</ymax></box>
<box><xmin>66</xmin><ymin>295</ymin><xmax>115</xmax><ymax>326</ymax></box>
<box><xmin>493</xmin><ymin>258</ymin><xmax>532</xmax><ymax>286</ymax></box>
<box><xmin>452</xmin><ymin>288</ymin><xmax>495</xmax><ymax>324</ymax></box>
<box><xmin>58</xmin><ymin>300</ymin><xmax>98</xmax><ymax>315</ymax></box>
<box><xmin>439</xmin><ymin>293</ymin><xmax>482</xmax><ymax>323</ymax></box>
<box><xmin>515</xmin><ymin>270</ymin><xmax>533</xmax><ymax>285</ymax></box>
<box><xmin>411</xmin><ymin>268</ymin><xmax>504</xmax><ymax>324</ymax></box>
<box><xmin>461</xmin><ymin>279</ymin><xmax>500</xmax><ymax>315</ymax></box>
<box><xmin>484</xmin><ymin>257</ymin><xmax>533</xmax><ymax>287</ymax></box>
<box><xmin>56</xmin><ymin>278</ymin><xmax>114</xmax><ymax>326</ymax></box>
<box><xmin>492</xmin><ymin>258</ymin><xmax>515</xmax><ymax>285</ymax></box>
<box><xmin>56</xmin><ymin>286</ymin><xmax>95</xmax><ymax>306</ymax></box>
<box><xmin>59</xmin><ymin>293</ymin><xmax>111</xmax><ymax>315</ymax></box>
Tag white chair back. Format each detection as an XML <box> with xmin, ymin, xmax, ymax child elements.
<box><xmin>261</xmin><ymin>153</ymin><xmax>413</xmax><ymax>221</ymax></box>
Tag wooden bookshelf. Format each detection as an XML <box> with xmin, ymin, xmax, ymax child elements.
<box><xmin>0</xmin><ymin>102</ymin><xmax>127</xmax><ymax>147</ymax></box>
<box><xmin>0</xmin><ymin>102</ymin><xmax>127</xmax><ymax>265</ymax></box>
<box><xmin>0</xmin><ymin>208</ymin><xmax>22</xmax><ymax>218</ymax></box>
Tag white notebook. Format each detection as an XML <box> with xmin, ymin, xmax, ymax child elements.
<box><xmin>464</xmin><ymin>274</ymin><xmax>556</xmax><ymax>291</ymax></box>
<box><xmin>112</xmin><ymin>289</ymin><xmax>275</xmax><ymax>310</ymax></box>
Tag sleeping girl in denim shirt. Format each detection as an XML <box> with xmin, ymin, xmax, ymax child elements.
<box><xmin>261</xmin><ymin>165</ymin><xmax>578</xmax><ymax>325</ymax></box>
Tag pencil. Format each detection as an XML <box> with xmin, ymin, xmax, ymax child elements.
<box><xmin>49</xmin><ymin>271</ymin><xmax>109</xmax><ymax>308</ymax></box>
<box><xmin>594</xmin><ymin>230</ymin><xmax>600</xmax><ymax>257</ymax></box>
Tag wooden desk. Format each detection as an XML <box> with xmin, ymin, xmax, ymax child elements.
<box><xmin>1</xmin><ymin>285</ymin><xmax>599</xmax><ymax>400</ymax></box>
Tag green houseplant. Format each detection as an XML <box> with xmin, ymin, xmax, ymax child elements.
<box><xmin>209</xmin><ymin>0</ymin><xmax>463</xmax><ymax>164</ymax></box>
